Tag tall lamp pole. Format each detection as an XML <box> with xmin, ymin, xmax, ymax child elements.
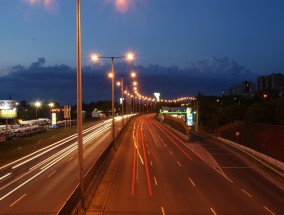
<box><xmin>195</xmin><ymin>100</ymin><xmax>199</xmax><ymax>132</ymax></box>
<box><xmin>120</xmin><ymin>77</ymin><xmax>124</xmax><ymax>127</ymax></box>
<box><xmin>111</xmin><ymin>57</ymin><xmax>115</xmax><ymax>140</ymax></box>
<box><xmin>91</xmin><ymin>53</ymin><xmax>134</xmax><ymax>141</ymax></box>
<box><xmin>76</xmin><ymin>0</ymin><xmax>85</xmax><ymax>208</ymax></box>
<box><xmin>34</xmin><ymin>101</ymin><xmax>41</xmax><ymax>119</ymax></box>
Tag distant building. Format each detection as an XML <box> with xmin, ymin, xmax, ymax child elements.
<box><xmin>258</xmin><ymin>73</ymin><xmax>284</xmax><ymax>95</ymax></box>
<box><xmin>223</xmin><ymin>81</ymin><xmax>256</xmax><ymax>97</ymax></box>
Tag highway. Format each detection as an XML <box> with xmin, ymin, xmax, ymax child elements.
<box><xmin>95</xmin><ymin>114</ymin><xmax>283</xmax><ymax>215</ymax></box>
<box><xmin>0</xmin><ymin>116</ymin><xmax>131</xmax><ymax>214</ymax></box>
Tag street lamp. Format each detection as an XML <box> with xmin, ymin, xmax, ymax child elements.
<box><xmin>48</xmin><ymin>102</ymin><xmax>54</xmax><ymax>120</ymax></box>
<box><xmin>116</xmin><ymin>72</ymin><xmax>137</xmax><ymax>127</ymax></box>
<box><xmin>34</xmin><ymin>101</ymin><xmax>41</xmax><ymax>119</ymax></box>
<box><xmin>76</xmin><ymin>0</ymin><xmax>85</xmax><ymax>208</ymax></box>
<box><xmin>91</xmin><ymin>52</ymin><xmax>135</xmax><ymax>140</ymax></box>
<box><xmin>117</xmin><ymin>79</ymin><xmax>125</xmax><ymax>127</ymax></box>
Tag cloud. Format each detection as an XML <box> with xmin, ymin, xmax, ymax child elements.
<box><xmin>186</xmin><ymin>56</ymin><xmax>253</xmax><ymax>78</ymax></box>
<box><xmin>0</xmin><ymin>57</ymin><xmax>257</xmax><ymax>105</ymax></box>
<box><xmin>30</xmin><ymin>57</ymin><xmax>46</xmax><ymax>68</ymax></box>
<box><xmin>130</xmin><ymin>56</ymin><xmax>256</xmax><ymax>98</ymax></box>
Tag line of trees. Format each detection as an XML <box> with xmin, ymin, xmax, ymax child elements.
<box><xmin>196</xmin><ymin>91</ymin><xmax>284</xmax><ymax>131</ymax></box>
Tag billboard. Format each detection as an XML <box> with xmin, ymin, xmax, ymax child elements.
<box><xmin>0</xmin><ymin>100</ymin><xmax>17</xmax><ymax>119</ymax></box>
<box><xmin>0</xmin><ymin>109</ymin><xmax>17</xmax><ymax>119</ymax></box>
<box><xmin>0</xmin><ymin>100</ymin><xmax>17</xmax><ymax>110</ymax></box>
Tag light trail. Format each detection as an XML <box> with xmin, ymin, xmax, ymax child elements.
<box><xmin>0</xmin><ymin>173</ymin><xmax>12</xmax><ymax>182</ymax></box>
<box><xmin>131</xmin><ymin>141</ymin><xmax>137</xmax><ymax>196</ymax></box>
<box><xmin>151</xmin><ymin>120</ymin><xmax>192</xmax><ymax>161</ymax></box>
<box><xmin>140</xmin><ymin>124</ymin><xmax>152</xmax><ymax>196</ymax></box>
<box><xmin>10</xmin><ymin>122</ymin><xmax>107</xmax><ymax>170</ymax></box>
<box><xmin>132</xmin><ymin>122</ymin><xmax>144</xmax><ymax>165</ymax></box>
<box><xmin>0</xmin><ymin>122</ymin><xmax>112</xmax><ymax>201</ymax></box>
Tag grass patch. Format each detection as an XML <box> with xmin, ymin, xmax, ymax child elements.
<box><xmin>0</xmin><ymin>120</ymin><xmax>98</xmax><ymax>167</ymax></box>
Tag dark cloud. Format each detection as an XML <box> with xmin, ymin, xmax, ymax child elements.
<box><xmin>133</xmin><ymin>56</ymin><xmax>256</xmax><ymax>99</ymax></box>
<box><xmin>186</xmin><ymin>56</ymin><xmax>253</xmax><ymax>78</ymax></box>
<box><xmin>0</xmin><ymin>57</ymin><xmax>257</xmax><ymax>105</ymax></box>
<box><xmin>30</xmin><ymin>57</ymin><xmax>46</xmax><ymax>68</ymax></box>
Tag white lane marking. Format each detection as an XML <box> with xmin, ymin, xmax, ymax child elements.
<box><xmin>148</xmin><ymin>150</ymin><xmax>150</xmax><ymax>155</ymax></box>
<box><xmin>263</xmin><ymin>206</ymin><xmax>276</xmax><ymax>215</ymax></box>
<box><xmin>154</xmin><ymin>177</ymin><xmax>158</xmax><ymax>186</ymax></box>
<box><xmin>221</xmin><ymin>166</ymin><xmax>251</xmax><ymax>169</ymax></box>
<box><xmin>150</xmin><ymin>161</ymin><xmax>153</xmax><ymax>166</ymax></box>
<box><xmin>188</xmin><ymin>177</ymin><xmax>196</xmax><ymax>187</ymax></box>
<box><xmin>1</xmin><ymin>122</ymin><xmax>113</xmax><ymax>201</ymax></box>
<box><xmin>48</xmin><ymin>170</ymin><xmax>56</xmax><ymax>178</ymax></box>
<box><xmin>68</xmin><ymin>156</ymin><xmax>74</xmax><ymax>162</ymax></box>
<box><xmin>0</xmin><ymin>173</ymin><xmax>12</xmax><ymax>181</ymax></box>
<box><xmin>241</xmin><ymin>188</ymin><xmax>252</xmax><ymax>197</ymax></box>
<box><xmin>9</xmin><ymin>194</ymin><xmax>27</xmax><ymax>207</ymax></box>
<box><xmin>161</xmin><ymin>206</ymin><xmax>166</xmax><ymax>215</ymax></box>
<box><xmin>169</xmin><ymin>151</ymin><xmax>173</xmax><ymax>155</ymax></box>
<box><xmin>2</xmin><ymin>122</ymin><xmax>108</xmax><ymax>171</ymax></box>
<box><xmin>210</xmin><ymin>208</ymin><xmax>217</xmax><ymax>215</ymax></box>
<box><xmin>177</xmin><ymin>161</ymin><xmax>182</xmax><ymax>167</ymax></box>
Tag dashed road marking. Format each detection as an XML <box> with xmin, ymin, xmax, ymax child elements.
<box><xmin>68</xmin><ymin>157</ymin><xmax>74</xmax><ymax>162</ymax></box>
<box><xmin>188</xmin><ymin>177</ymin><xmax>196</xmax><ymax>187</ymax></box>
<box><xmin>154</xmin><ymin>177</ymin><xmax>158</xmax><ymax>186</ymax></box>
<box><xmin>48</xmin><ymin>170</ymin><xmax>56</xmax><ymax>178</ymax></box>
<box><xmin>263</xmin><ymin>206</ymin><xmax>276</xmax><ymax>215</ymax></box>
<box><xmin>210</xmin><ymin>208</ymin><xmax>217</xmax><ymax>215</ymax></box>
<box><xmin>161</xmin><ymin>206</ymin><xmax>166</xmax><ymax>215</ymax></box>
<box><xmin>177</xmin><ymin>161</ymin><xmax>182</xmax><ymax>167</ymax></box>
<box><xmin>10</xmin><ymin>194</ymin><xmax>26</xmax><ymax>207</ymax></box>
<box><xmin>241</xmin><ymin>188</ymin><xmax>252</xmax><ymax>197</ymax></box>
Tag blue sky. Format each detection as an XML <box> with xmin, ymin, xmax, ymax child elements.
<box><xmin>1</xmin><ymin>0</ymin><xmax>284</xmax><ymax>104</ymax></box>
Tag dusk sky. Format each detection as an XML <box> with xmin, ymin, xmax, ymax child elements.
<box><xmin>1</xmin><ymin>0</ymin><xmax>284</xmax><ymax>105</ymax></box>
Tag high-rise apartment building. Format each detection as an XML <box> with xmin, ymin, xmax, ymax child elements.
<box><xmin>258</xmin><ymin>73</ymin><xmax>284</xmax><ymax>95</ymax></box>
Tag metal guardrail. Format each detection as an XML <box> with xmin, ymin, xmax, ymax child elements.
<box><xmin>216</xmin><ymin>136</ymin><xmax>284</xmax><ymax>177</ymax></box>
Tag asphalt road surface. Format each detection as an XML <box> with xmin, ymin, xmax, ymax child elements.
<box><xmin>0</xmin><ymin>116</ymin><xmax>130</xmax><ymax>214</ymax></box>
<box><xmin>90</xmin><ymin>114</ymin><xmax>283</xmax><ymax>215</ymax></box>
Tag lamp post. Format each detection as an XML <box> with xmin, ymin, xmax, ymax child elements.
<box><xmin>117</xmin><ymin>78</ymin><xmax>124</xmax><ymax>127</ymax></box>
<box><xmin>34</xmin><ymin>101</ymin><xmax>41</xmax><ymax>119</ymax></box>
<box><xmin>91</xmin><ymin>52</ymin><xmax>134</xmax><ymax>140</ymax></box>
<box><xmin>117</xmin><ymin>71</ymin><xmax>136</xmax><ymax>127</ymax></box>
<box><xmin>48</xmin><ymin>102</ymin><xmax>54</xmax><ymax>120</ymax></box>
<box><xmin>194</xmin><ymin>99</ymin><xmax>199</xmax><ymax>132</ymax></box>
<box><xmin>76</xmin><ymin>0</ymin><xmax>85</xmax><ymax>209</ymax></box>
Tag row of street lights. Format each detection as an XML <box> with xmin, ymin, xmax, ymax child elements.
<box><xmin>34</xmin><ymin>101</ymin><xmax>54</xmax><ymax>119</ymax></box>
<box><xmin>75</xmin><ymin>0</ymin><xmax>155</xmax><ymax>208</ymax></box>
<box><xmin>90</xmin><ymin>53</ymin><xmax>135</xmax><ymax>140</ymax></box>
<box><xmin>116</xmin><ymin>71</ymin><xmax>137</xmax><ymax>127</ymax></box>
